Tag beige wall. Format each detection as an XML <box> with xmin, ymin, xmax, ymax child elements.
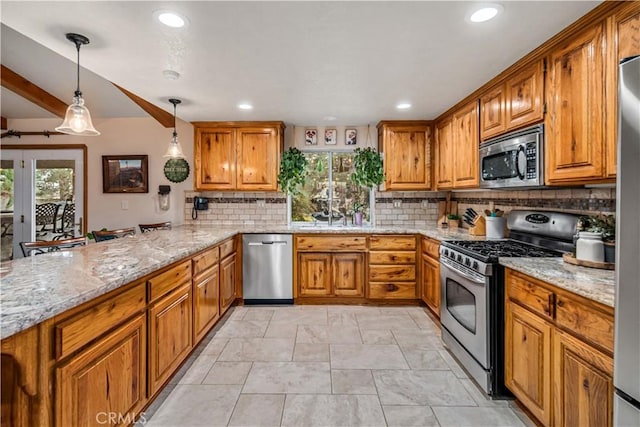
<box><xmin>2</xmin><ymin>117</ymin><xmax>194</xmax><ymax>232</ymax></box>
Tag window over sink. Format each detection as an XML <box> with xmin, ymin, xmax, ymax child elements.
<box><xmin>290</xmin><ymin>152</ymin><xmax>373</xmax><ymax>226</ymax></box>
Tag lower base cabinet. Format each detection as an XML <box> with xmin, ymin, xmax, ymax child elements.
<box><xmin>220</xmin><ymin>253</ymin><xmax>237</xmax><ymax>313</ymax></box>
<box><xmin>193</xmin><ymin>264</ymin><xmax>220</xmax><ymax>344</ymax></box>
<box><xmin>148</xmin><ymin>283</ymin><xmax>192</xmax><ymax>396</ymax></box>
<box><xmin>505</xmin><ymin>268</ymin><xmax>614</xmax><ymax>427</ymax></box>
<box><xmin>421</xmin><ymin>254</ymin><xmax>440</xmax><ymax>316</ymax></box>
<box><xmin>553</xmin><ymin>329</ymin><xmax>614</xmax><ymax>427</ymax></box>
<box><xmin>55</xmin><ymin>314</ymin><xmax>147</xmax><ymax>427</ymax></box>
<box><xmin>505</xmin><ymin>301</ymin><xmax>553</xmax><ymax>427</ymax></box>
<box><xmin>298</xmin><ymin>252</ymin><xmax>364</xmax><ymax>297</ymax></box>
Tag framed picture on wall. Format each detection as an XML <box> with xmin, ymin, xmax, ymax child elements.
<box><xmin>305</xmin><ymin>129</ymin><xmax>318</xmax><ymax>145</ymax></box>
<box><xmin>324</xmin><ymin>129</ymin><xmax>337</xmax><ymax>145</ymax></box>
<box><xmin>102</xmin><ymin>155</ymin><xmax>149</xmax><ymax>193</ymax></box>
<box><xmin>345</xmin><ymin>128</ymin><xmax>357</xmax><ymax>145</ymax></box>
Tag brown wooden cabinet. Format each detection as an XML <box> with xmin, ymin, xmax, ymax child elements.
<box><xmin>546</xmin><ymin>24</ymin><xmax>606</xmax><ymax>184</ymax></box>
<box><xmin>553</xmin><ymin>329</ymin><xmax>614</xmax><ymax>427</ymax></box>
<box><xmin>192</xmin><ymin>247</ymin><xmax>221</xmax><ymax>344</ymax></box>
<box><xmin>194</xmin><ymin>122</ymin><xmax>284</xmax><ymax>191</ymax></box>
<box><xmin>436</xmin><ymin>101</ymin><xmax>479</xmax><ymax>189</ymax></box>
<box><xmin>605</xmin><ymin>5</ymin><xmax>640</xmax><ymax>178</ymax></box>
<box><xmin>452</xmin><ymin>101</ymin><xmax>480</xmax><ymax>188</ymax></box>
<box><xmin>368</xmin><ymin>235</ymin><xmax>417</xmax><ymax>300</ymax></box>
<box><xmin>298</xmin><ymin>252</ymin><xmax>364</xmax><ymax>297</ymax></box>
<box><xmin>220</xmin><ymin>253</ymin><xmax>237</xmax><ymax>314</ymax></box>
<box><xmin>505</xmin><ymin>301</ymin><xmax>553</xmax><ymax>427</ymax></box>
<box><xmin>504</xmin><ymin>268</ymin><xmax>614</xmax><ymax>427</ymax></box>
<box><xmin>56</xmin><ymin>314</ymin><xmax>146</xmax><ymax>427</ymax></box>
<box><xmin>333</xmin><ymin>253</ymin><xmax>365</xmax><ymax>297</ymax></box>
<box><xmin>435</xmin><ymin>117</ymin><xmax>454</xmax><ymax>189</ymax></box>
<box><xmin>420</xmin><ymin>237</ymin><xmax>440</xmax><ymax>316</ymax></box>
<box><xmin>480</xmin><ymin>60</ymin><xmax>545</xmax><ymax>142</ymax></box>
<box><xmin>377</xmin><ymin>121</ymin><xmax>432</xmax><ymax>190</ymax></box>
<box><xmin>148</xmin><ymin>282</ymin><xmax>192</xmax><ymax>396</ymax></box>
<box><xmin>299</xmin><ymin>253</ymin><xmax>332</xmax><ymax>296</ymax></box>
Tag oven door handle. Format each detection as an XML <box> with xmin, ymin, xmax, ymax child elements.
<box><xmin>441</xmin><ymin>259</ymin><xmax>486</xmax><ymax>284</ymax></box>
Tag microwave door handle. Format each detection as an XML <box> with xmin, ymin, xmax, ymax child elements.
<box><xmin>516</xmin><ymin>146</ymin><xmax>526</xmax><ymax>180</ymax></box>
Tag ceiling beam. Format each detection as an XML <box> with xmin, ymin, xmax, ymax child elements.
<box><xmin>1</xmin><ymin>117</ymin><xmax>7</xmax><ymax>130</ymax></box>
<box><xmin>112</xmin><ymin>83</ymin><xmax>174</xmax><ymax>128</ymax></box>
<box><xmin>0</xmin><ymin>65</ymin><xmax>68</xmax><ymax>118</ymax></box>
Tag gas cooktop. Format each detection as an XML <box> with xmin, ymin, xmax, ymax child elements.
<box><xmin>442</xmin><ymin>239</ymin><xmax>562</xmax><ymax>263</ymax></box>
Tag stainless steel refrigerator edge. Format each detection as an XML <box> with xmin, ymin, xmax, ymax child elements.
<box><xmin>242</xmin><ymin>234</ymin><xmax>293</xmax><ymax>304</ymax></box>
<box><xmin>614</xmin><ymin>55</ymin><xmax>640</xmax><ymax>426</ymax></box>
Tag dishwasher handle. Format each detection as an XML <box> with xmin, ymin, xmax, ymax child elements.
<box><xmin>247</xmin><ymin>241</ymin><xmax>288</xmax><ymax>246</ymax></box>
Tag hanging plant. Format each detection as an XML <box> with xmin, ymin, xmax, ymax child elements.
<box><xmin>277</xmin><ymin>147</ymin><xmax>308</xmax><ymax>195</ymax></box>
<box><xmin>350</xmin><ymin>147</ymin><xmax>384</xmax><ymax>188</ymax></box>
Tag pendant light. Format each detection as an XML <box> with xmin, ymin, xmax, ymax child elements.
<box><xmin>55</xmin><ymin>33</ymin><xmax>100</xmax><ymax>136</ymax></box>
<box><xmin>164</xmin><ymin>98</ymin><xmax>185</xmax><ymax>158</ymax></box>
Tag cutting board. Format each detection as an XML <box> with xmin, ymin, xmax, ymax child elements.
<box><xmin>437</xmin><ymin>201</ymin><xmax>458</xmax><ymax>225</ymax></box>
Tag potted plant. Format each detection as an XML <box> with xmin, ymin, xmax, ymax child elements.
<box><xmin>577</xmin><ymin>214</ymin><xmax>616</xmax><ymax>262</ymax></box>
<box><xmin>277</xmin><ymin>148</ymin><xmax>308</xmax><ymax>195</ymax></box>
<box><xmin>349</xmin><ymin>147</ymin><xmax>384</xmax><ymax>226</ymax></box>
<box><xmin>447</xmin><ymin>214</ymin><xmax>460</xmax><ymax>228</ymax></box>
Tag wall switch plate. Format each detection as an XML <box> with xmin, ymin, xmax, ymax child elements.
<box><xmin>121</xmin><ymin>200</ymin><xmax>129</xmax><ymax>210</ymax></box>
<box><xmin>421</xmin><ymin>200</ymin><xmax>429</xmax><ymax>208</ymax></box>
<box><xmin>257</xmin><ymin>200</ymin><xmax>266</xmax><ymax>207</ymax></box>
<box><xmin>393</xmin><ymin>200</ymin><xmax>402</xmax><ymax>208</ymax></box>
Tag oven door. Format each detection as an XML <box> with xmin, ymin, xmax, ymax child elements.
<box><xmin>440</xmin><ymin>258</ymin><xmax>490</xmax><ymax>368</ymax></box>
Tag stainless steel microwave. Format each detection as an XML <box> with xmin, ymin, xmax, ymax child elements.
<box><xmin>479</xmin><ymin>124</ymin><xmax>544</xmax><ymax>188</ymax></box>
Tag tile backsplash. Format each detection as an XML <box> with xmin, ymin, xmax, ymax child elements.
<box><xmin>184</xmin><ymin>188</ymin><xmax>615</xmax><ymax>227</ymax></box>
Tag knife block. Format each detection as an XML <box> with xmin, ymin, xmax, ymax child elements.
<box><xmin>468</xmin><ymin>216</ymin><xmax>486</xmax><ymax>236</ymax></box>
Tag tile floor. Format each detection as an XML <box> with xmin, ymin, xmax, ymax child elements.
<box><xmin>142</xmin><ymin>305</ymin><xmax>535</xmax><ymax>427</ymax></box>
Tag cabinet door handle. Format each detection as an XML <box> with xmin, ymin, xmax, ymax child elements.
<box><xmin>583</xmin><ymin>378</ymin><xmax>589</xmax><ymax>390</ymax></box>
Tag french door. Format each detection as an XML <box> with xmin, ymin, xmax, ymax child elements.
<box><xmin>0</xmin><ymin>147</ymin><xmax>85</xmax><ymax>260</ymax></box>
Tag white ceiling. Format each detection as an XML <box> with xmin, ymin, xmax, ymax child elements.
<box><xmin>1</xmin><ymin>1</ymin><xmax>600</xmax><ymax>126</ymax></box>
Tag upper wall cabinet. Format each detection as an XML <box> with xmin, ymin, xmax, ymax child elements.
<box><xmin>435</xmin><ymin>101</ymin><xmax>480</xmax><ymax>190</ymax></box>
<box><xmin>377</xmin><ymin>121</ymin><xmax>432</xmax><ymax>190</ymax></box>
<box><xmin>193</xmin><ymin>122</ymin><xmax>285</xmax><ymax>191</ymax></box>
<box><xmin>605</xmin><ymin>5</ymin><xmax>640</xmax><ymax>178</ymax></box>
<box><xmin>480</xmin><ymin>60</ymin><xmax>545</xmax><ymax>141</ymax></box>
<box><xmin>546</xmin><ymin>24</ymin><xmax>606</xmax><ymax>184</ymax></box>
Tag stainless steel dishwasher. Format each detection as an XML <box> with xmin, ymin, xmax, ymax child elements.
<box><xmin>242</xmin><ymin>234</ymin><xmax>293</xmax><ymax>304</ymax></box>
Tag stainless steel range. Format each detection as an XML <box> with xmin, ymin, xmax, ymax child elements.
<box><xmin>439</xmin><ymin>210</ymin><xmax>579</xmax><ymax>397</ymax></box>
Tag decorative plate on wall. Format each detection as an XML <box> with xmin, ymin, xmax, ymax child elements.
<box><xmin>164</xmin><ymin>158</ymin><xmax>190</xmax><ymax>183</ymax></box>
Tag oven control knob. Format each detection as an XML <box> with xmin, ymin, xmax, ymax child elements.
<box><xmin>457</xmin><ymin>254</ymin><xmax>463</xmax><ymax>262</ymax></box>
<box><xmin>465</xmin><ymin>258</ymin><xmax>471</xmax><ymax>266</ymax></box>
<box><xmin>472</xmin><ymin>261</ymin><xmax>479</xmax><ymax>270</ymax></box>
<box><xmin>444</xmin><ymin>249</ymin><xmax>449</xmax><ymax>257</ymax></box>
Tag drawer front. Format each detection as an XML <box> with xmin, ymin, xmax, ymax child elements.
<box><xmin>369</xmin><ymin>251</ymin><xmax>416</xmax><ymax>265</ymax></box>
<box><xmin>369</xmin><ymin>265</ymin><xmax>416</xmax><ymax>281</ymax></box>
<box><xmin>555</xmin><ymin>295</ymin><xmax>614</xmax><ymax>353</ymax></box>
<box><xmin>370</xmin><ymin>235</ymin><xmax>416</xmax><ymax>250</ymax></box>
<box><xmin>295</xmin><ymin>235</ymin><xmax>367</xmax><ymax>251</ymax></box>
<box><xmin>55</xmin><ymin>282</ymin><xmax>146</xmax><ymax>360</ymax></box>
<box><xmin>369</xmin><ymin>282</ymin><xmax>417</xmax><ymax>299</ymax></box>
<box><xmin>220</xmin><ymin>238</ymin><xmax>236</xmax><ymax>259</ymax></box>
<box><xmin>421</xmin><ymin>237</ymin><xmax>440</xmax><ymax>259</ymax></box>
<box><xmin>506</xmin><ymin>271</ymin><xmax>554</xmax><ymax>319</ymax></box>
<box><xmin>192</xmin><ymin>247</ymin><xmax>220</xmax><ymax>278</ymax></box>
<box><xmin>148</xmin><ymin>260</ymin><xmax>192</xmax><ymax>302</ymax></box>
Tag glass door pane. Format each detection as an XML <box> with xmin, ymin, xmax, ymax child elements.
<box><xmin>1</xmin><ymin>157</ymin><xmax>17</xmax><ymax>261</ymax></box>
<box><xmin>35</xmin><ymin>159</ymin><xmax>77</xmax><ymax>241</ymax></box>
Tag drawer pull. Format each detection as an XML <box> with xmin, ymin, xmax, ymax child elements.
<box><xmin>557</xmin><ymin>299</ymin><xmax>564</xmax><ymax>308</ymax></box>
<box><xmin>386</xmin><ymin>284</ymin><xmax>399</xmax><ymax>292</ymax></box>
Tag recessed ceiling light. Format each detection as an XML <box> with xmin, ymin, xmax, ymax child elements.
<box><xmin>162</xmin><ymin>69</ymin><xmax>180</xmax><ymax>80</ymax></box>
<box><xmin>238</xmin><ymin>103</ymin><xmax>253</xmax><ymax>110</ymax></box>
<box><xmin>323</xmin><ymin>116</ymin><xmax>337</xmax><ymax>121</ymax></box>
<box><xmin>154</xmin><ymin>10</ymin><xmax>188</xmax><ymax>28</ymax></box>
<box><xmin>468</xmin><ymin>4</ymin><xmax>503</xmax><ymax>23</ymax></box>
<box><xmin>396</xmin><ymin>103</ymin><xmax>412</xmax><ymax>110</ymax></box>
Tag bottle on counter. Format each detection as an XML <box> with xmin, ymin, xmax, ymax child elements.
<box><xmin>576</xmin><ymin>231</ymin><xmax>605</xmax><ymax>263</ymax></box>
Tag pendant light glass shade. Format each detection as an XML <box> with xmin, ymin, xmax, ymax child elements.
<box><xmin>56</xmin><ymin>95</ymin><xmax>100</xmax><ymax>136</ymax></box>
<box><xmin>164</xmin><ymin>98</ymin><xmax>185</xmax><ymax>159</ymax></box>
<box><xmin>55</xmin><ymin>33</ymin><xmax>100</xmax><ymax>136</ymax></box>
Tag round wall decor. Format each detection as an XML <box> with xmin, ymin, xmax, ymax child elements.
<box><xmin>163</xmin><ymin>158</ymin><xmax>190</xmax><ymax>183</ymax></box>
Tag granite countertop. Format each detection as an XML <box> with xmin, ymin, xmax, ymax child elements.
<box><xmin>499</xmin><ymin>257</ymin><xmax>615</xmax><ymax>308</ymax></box>
<box><xmin>1</xmin><ymin>223</ymin><xmax>607</xmax><ymax>340</ymax></box>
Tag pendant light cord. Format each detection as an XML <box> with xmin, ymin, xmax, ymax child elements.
<box><xmin>173</xmin><ymin>102</ymin><xmax>178</xmax><ymax>138</ymax></box>
<box><xmin>74</xmin><ymin>41</ymin><xmax>82</xmax><ymax>97</ymax></box>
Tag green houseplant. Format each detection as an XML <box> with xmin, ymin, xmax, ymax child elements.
<box><xmin>350</xmin><ymin>147</ymin><xmax>384</xmax><ymax>225</ymax></box>
<box><xmin>277</xmin><ymin>148</ymin><xmax>308</xmax><ymax>195</ymax></box>
<box><xmin>447</xmin><ymin>214</ymin><xmax>460</xmax><ymax>228</ymax></box>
